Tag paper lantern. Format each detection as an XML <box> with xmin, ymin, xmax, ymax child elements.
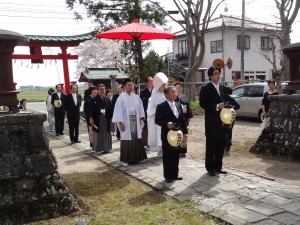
<box><xmin>54</xmin><ymin>100</ymin><xmax>62</xmax><ymax>108</ymax></box>
<box><xmin>167</xmin><ymin>129</ymin><xmax>183</xmax><ymax>147</ymax></box>
<box><xmin>220</xmin><ymin>105</ymin><xmax>236</xmax><ymax>124</ymax></box>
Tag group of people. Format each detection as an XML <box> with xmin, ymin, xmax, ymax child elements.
<box><xmin>45</xmin><ymin>67</ymin><xmax>279</xmax><ymax>183</ymax></box>
<box><xmin>79</xmin><ymin>73</ymin><xmax>193</xmax><ymax>183</ymax></box>
<box><xmin>46</xmin><ymin>84</ymin><xmax>82</xmax><ymax>144</ymax></box>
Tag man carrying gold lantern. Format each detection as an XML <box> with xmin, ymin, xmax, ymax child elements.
<box><xmin>155</xmin><ymin>86</ymin><xmax>188</xmax><ymax>183</ymax></box>
<box><xmin>199</xmin><ymin>65</ymin><xmax>233</xmax><ymax>176</ymax></box>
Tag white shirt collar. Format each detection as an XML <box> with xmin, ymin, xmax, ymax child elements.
<box><xmin>211</xmin><ymin>81</ymin><xmax>219</xmax><ymax>88</ymax></box>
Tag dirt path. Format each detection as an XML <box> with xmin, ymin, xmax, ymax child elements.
<box><xmin>187</xmin><ymin>115</ymin><xmax>300</xmax><ymax>186</ymax></box>
<box><xmin>49</xmin><ymin>135</ymin><xmax>102</xmax><ymax>175</ymax></box>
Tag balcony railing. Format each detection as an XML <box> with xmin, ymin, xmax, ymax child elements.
<box><xmin>175</xmin><ymin>53</ymin><xmax>188</xmax><ymax>59</ymax></box>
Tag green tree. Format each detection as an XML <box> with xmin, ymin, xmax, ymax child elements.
<box><xmin>150</xmin><ymin>0</ymin><xmax>224</xmax><ymax>100</ymax></box>
<box><xmin>143</xmin><ymin>50</ymin><xmax>161</xmax><ymax>77</ymax></box>
<box><xmin>66</xmin><ymin>0</ymin><xmax>167</xmax><ymax>82</ymax></box>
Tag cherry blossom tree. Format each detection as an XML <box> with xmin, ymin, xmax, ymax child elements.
<box><xmin>74</xmin><ymin>38</ymin><xmax>124</xmax><ymax>78</ymax></box>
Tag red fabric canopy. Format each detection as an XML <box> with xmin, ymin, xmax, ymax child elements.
<box><xmin>95</xmin><ymin>19</ymin><xmax>176</xmax><ymax>40</ymax></box>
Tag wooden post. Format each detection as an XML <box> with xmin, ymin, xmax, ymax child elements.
<box><xmin>60</xmin><ymin>46</ymin><xmax>71</xmax><ymax>94</ymax></box>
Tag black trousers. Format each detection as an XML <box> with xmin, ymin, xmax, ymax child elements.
<box><xmin>68</xmin><ymin>117</ymin><xmax>80</xmax><ymax>142</ymax></box>
<box><xmin>54</xmin><ymin>113</ymin><xmax>65</xmax><ymax>134</ymax></box>
<box><xmin>205</xmin><ymin>125</ymin><xmax>226</xmax><ymax>172</ymax></box>
<box><xmin>162</xmin><ymin>144</ymin><xmax>180</xmax><ymax>179</ymax></box>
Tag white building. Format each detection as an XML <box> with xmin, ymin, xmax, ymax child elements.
<box><xmin>172</xmin><ymin>15</ymin><xmax>282</xmax><ymax>83</ymax></box>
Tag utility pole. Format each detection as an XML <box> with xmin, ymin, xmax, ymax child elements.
<box><xmin>241</xmin><ymin>0</ymin><xmax>245</xmax><ymax>80</ymax></box>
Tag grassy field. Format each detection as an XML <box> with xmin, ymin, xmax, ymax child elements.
<box><xmin>28</xmin><ymin>166</ymin><xmax>227</xmax><ymax>225</ymax></box>
<box><xmin>17</xmin><ymin>88</ymin><xmax>85</xmax><ymax>102</ymax></box>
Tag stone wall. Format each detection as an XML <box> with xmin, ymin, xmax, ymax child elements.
<box><xmin>250</xmin><ymin>95</ymin><xmax>300</xmax><ymax>161</ymax></box>
<box><xmin>0</xmin><ymin>111</ymin><xmax>78</xmax><ymax>225</ymax></box>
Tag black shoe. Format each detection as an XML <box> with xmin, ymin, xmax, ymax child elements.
<box><xmin>208</xmin><ymin>171</ymin><xmax>216</xmax><ymax>176</ymax></box>
<box><xmin>165</xmin><ymin>178</ymin><xmax>172</xmax><ymax>183</ymax></box>
<box><xmin>74</xmin><ymin>140</ymin><xmax>81</xmax><ymax>143</ymax></box>
<box><xmin>117</xmin><ymin>138</ymin><xmax>120</xmax><ymax>140</ymax></box>
<box><xmin>70</xmin><ymin>141</ymin><xmax>75</xmax><ymax>144</ymax></box>
<box><xmin>174</xmin><ymin>176</ymin><xmax>183</xmax><ymax>180</ymax></box>
<box><xmin>56</xmin><ymin>134</ymin><xmax>59</xmax><ymax>136</ymax></box>
<box><xmin>216</xmin><ymin>169</ymin><xmax>228</xmax><ymax>174</ymax></box>
<box><xmin>60</xmin><ymin>132</ymin><xmax>64</xmax><ymax>135</ymax></box>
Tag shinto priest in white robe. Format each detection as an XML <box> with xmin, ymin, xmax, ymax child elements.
<box><xmin>147</xmin><ymin>72</ymin><xmax>168</xmax><ymax>151</ymax></box>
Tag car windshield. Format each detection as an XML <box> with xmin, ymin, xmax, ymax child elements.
<box><xmin>232</xmin><ymin>87</ymin><xmax>245</xmax><ymax>97</ymax></box>
<box><xmin>245</xmin><ymin>86</ymin><xmax>264</xmax><ymax>97</ymax></box>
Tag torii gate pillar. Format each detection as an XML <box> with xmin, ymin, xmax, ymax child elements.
<box><xmin>60</xmin><ymin>46</ymin><xmax>71</xmax><ymax>94</ymax></box>
<box><xmin>0</xmin><ymin>30</ymin><xmax>28</xmax><ymax>113</ymax></box>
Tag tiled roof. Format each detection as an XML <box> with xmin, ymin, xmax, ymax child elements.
<box><xmin>80</xmin><ymin>67</ymin><xmax>129</xmax><ymax>81</ymax></box>
<box><xmin>210</xmin><ymin>15</ymin><xmax>281</xmax><ymax>31</ymax></box>
<box><xmin>175</xmin><ymin>15</ymin><xmax>281</xmax><ymax>36</ymax></box>
<box><xmin>25</xmin><ymin>32</ymin><xmax>94</xmax><ymax>42</ymax></box>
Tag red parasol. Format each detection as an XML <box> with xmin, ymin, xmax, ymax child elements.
<box><xmin>95</xmin><ymin>18</ymin><xmax>176</xmax><ymax>40</ymax></box>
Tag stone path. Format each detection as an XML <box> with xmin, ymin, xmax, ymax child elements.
<box><xmin>52</xmin><ymin>125</ymin><xmax>300</xmax><ymax>225</ymax></box>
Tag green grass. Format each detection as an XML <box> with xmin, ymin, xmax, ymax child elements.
<box><xmin>17</xmin><ymin>88</ymin><xmax>85</xmax><ymax>102</ymax></box>
<box><xmin>28</xmin><ymin>167</ymin><xmax>226</xmax><ymax>225</ymax></box>
<box><xmin>190</xmin><ymin>100</ymin><xmax>200</xmax><ymax>109</ymax></box>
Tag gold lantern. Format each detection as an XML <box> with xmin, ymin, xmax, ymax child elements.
<box><xmin>54</xmin><ymin>100</ymin><xmax>62</xmax><ymax>108</ymax></box>
<box><xmin>220</xmin><ymin>105</ymin><xmax>236</xmax><ymax>125</ymax></box>
<box><xmin>167</xmin><ymin>129</ymin><xmax>183</xmax><ymax>147</ymax></box>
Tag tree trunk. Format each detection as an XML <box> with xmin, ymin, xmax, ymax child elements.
<box><xmin>281</xmin><ymin>24</ymin><xmax>291</xmax><ymax>81</ymax></box>
<box><xmin>135</xmin><ymin>39</ymin><xmax>144</xmax><ymax>83</ymax></box>
<box><xmin>184</xmin><ymin>69</ymin><xmax>197</xmax><ymax>101</ymax></box>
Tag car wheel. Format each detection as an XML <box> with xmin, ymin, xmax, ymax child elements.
<box><xmin>258</xmin><ymin>109</ymin><xmax>264</xmax><ymax>122</ymax></box>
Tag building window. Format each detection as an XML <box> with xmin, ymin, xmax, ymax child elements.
<box><xmin>237</xmin><ymin>35</ymin><xmax>250</xmax><ymax>49</ymax></box>
<box><xmin>261</xmin><ymin>37</ymin><xmax>273</xmax><ymax>50</ymax></box>
<box><xmin>211</xmin><ymin>40</ymin><xmax>223</xmax><ymax>53</ymax></box>
<box><xmin>178</xmin><ymin>40</ymin><xmax>187</xmax><ymax>55</ymax></box>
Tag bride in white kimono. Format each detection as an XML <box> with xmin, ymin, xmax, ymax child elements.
<box><xmin>147</xmin><ymin>72</ymin><xmax>168</xmax><ymax>157</ymax></box>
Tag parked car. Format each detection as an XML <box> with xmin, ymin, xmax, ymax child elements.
<box><xmin>230</xmin><ymin>82</ymin><xmax>287</xmax><ymax>122</ymax></box>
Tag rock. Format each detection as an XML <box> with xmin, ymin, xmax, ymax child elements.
<box><xmin>250</xmin><ymin>95</ymin><xmax>300</xmax><ymax>161</ymax></box>
<box><xmin>0</xmin><ymin>111</ymin><xmax>78</xmax><ymax>224</ymax></box>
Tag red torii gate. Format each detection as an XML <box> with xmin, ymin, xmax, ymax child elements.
<box><xmin>11</xmin><ymin>33</ymin><xmax>93</xmax><ymax>94</ymax></box>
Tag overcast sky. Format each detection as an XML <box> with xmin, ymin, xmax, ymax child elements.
<box><xmin>1</xmin><ymin>0</ymin><xmax>299</xmax><ymax>87</ymax></box>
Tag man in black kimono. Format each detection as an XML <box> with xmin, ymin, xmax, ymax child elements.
<box><xmin>155</xmin><ymin>86</ymin><xmax>188</xmax><ymax>183</ymax></box>
<box><xmin>199</xmin><ymin>66</ymin><xmax>231</xmax><ymax>176</ymax></box>
<box><xmin>89</xmin><ymin>84</ymin><xmax>113</xmax><ymax>154</ymax></box>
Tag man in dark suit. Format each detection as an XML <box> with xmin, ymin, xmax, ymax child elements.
<box><xmin>155</xmin><ymin>86</ymin><xmax>188</xmax><ymax>183</ymax></box>
<box><xmin>199</xmin><ymin>66</ymin><xmax>231</xmax><ymax>176</ymax></box>
<box><xmin>18</xmin><ymin>99</ymin><xmax>27</xmax><ymax>110</ymax></box>
<box><xmin>65</xmin><ymin>84</ymin><xmax>82</xmax><ymax>144</ymax></box>
<box><xmin>51</xmin><ymin>84</ymin><xmax>66</xmax><ymax>136</ymax></box>
<box><xmin>84</xmin><ymin>81</ymin><xmax>94</xmax><ymax>101</ymax></box>
<box><xmin>112</xmin><ymin>85</ymin><xmax>123</xmax><ymax>140</ymax></box>
<box><xmin>139</xmin><ymin>76</ymin><xmax>153</xmax><ymax>147</ymax></box>
<box><xmin>84</xmin><ymin>86</ymin><xmax>97</xmax><ymax>147</ymax></box>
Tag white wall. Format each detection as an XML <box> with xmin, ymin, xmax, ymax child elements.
<box><xmin>173</xmin><ymin>28</ymin><xmax>282</xmax><ymax>82</ymax></box>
